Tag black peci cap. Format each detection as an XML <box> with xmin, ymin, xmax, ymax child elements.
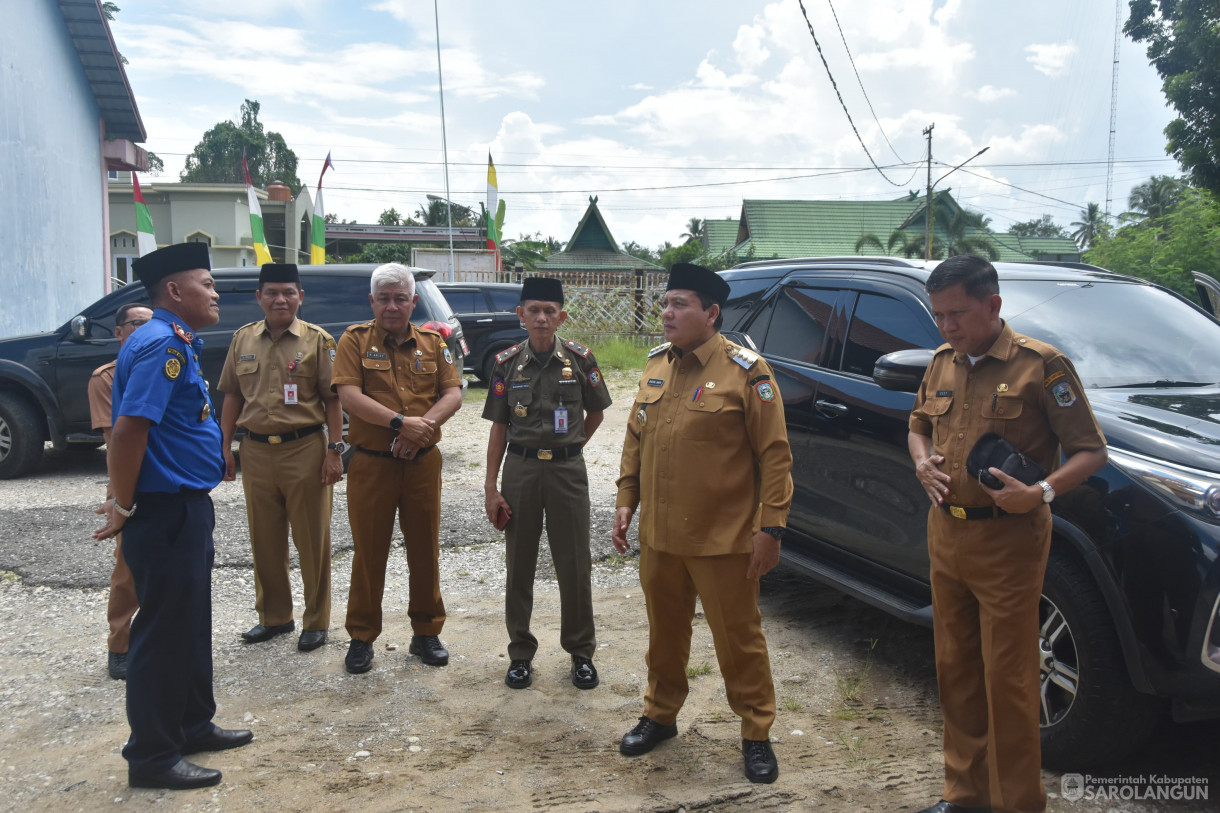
<box><xmin>520</xmin><ymin>276</ymin><xmax>564</xmax><ymax>304</ymax></box>
<box><xmin>259</xmin><ymin>263</ymin><xmax>300</xmax><ymax>285</ymax></box>
<box><xmin>133</xmin><ymin>242</ymin><xmax>211</xmax><ymax>287</ymax></box>
<box><xmin>667</xmin><ymin>262</ymin><xmax>729</xmax><ymax>305</ymax></box>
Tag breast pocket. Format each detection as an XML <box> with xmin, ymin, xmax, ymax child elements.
<box><xmin>983</xmin><ymin>395</ymin><xmax>1026</xmax><ymax>446</ymax></box>
<box><xmin>558</xmin><ymin>382</ymin><xmax>583</xmax><ymax>404</ymax></box>
<box><xmin>633</xmin><ymin>387</ymin><xmax>663</xmax><ymax>434</ymax></box>
<box><xmin>409</xmin><ymin>360</ymin><xmax>438</xmax><ymax>394</ymax></box>
<box><xmin>509</xmin><ymin>388</ymin><xmax>534</xmax><ymax>423</ymax></box>
<box><xmin>922</xmin><ymin>396</ymin><xmax>953</xmax><ymax>445</ymax></box>
<box><xmin>361</xmin><ymin>356</ymin><xmax>393</xmax><ymax>392</ymax></box>
<box><xmin>681</xmin><ymin>394</ymin><xmax>729</xmax><ymax>441</ymax></box>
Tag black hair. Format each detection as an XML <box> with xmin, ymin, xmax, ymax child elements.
<box><xmin>925</xmin><ymin>254</ymin><xmax>999</xmax><ymax>300</ymax></box>
<box><xmin>115</xmin><ymin>302</ymin><xmax>151</xmax><ymax>325</ymax></box>
<box><xmin>695</xmin><ymin>291</ymin><xmax>725</xmax><ymax>330</ymax></box>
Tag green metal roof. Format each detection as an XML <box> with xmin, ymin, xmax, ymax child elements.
<box><xmin>702</xmin><ymin>218</ymin><xmax>741</xmax><ymax>255</ymax></box>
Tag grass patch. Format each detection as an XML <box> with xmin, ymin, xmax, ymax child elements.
<box><xmin>685</xmin><ymin>660</ymin><xmax>714</xmax><ymax>678</ymax></box>
<box><xmin>557</xmin><ymin>334</ymin><xmax>651</xmax><ymax>372</ymax></box>
<box><xmin>782</xmin><ymin>697</ymin><xmax>805</xmax><ymax>712</ymax></box>
<box><xmin>598</xmin><ymin>552</ymin><xmax>638</xmax><ymax>569</ymax></box>
<box><xmin>832</xmin><ymin>637</ymin><xmax>879</xmax><ymax>708</ymax></box>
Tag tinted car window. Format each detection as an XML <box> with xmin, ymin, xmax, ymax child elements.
<box><xmin>217</xmin><ymin>288</ymin><xmax>265</xmax><ymax>329</ymax></box>
<box><xmin>1001</xmin><ymin>280</ymin><xmax>1220</xmax><ymax>387</ymax></box>
<box><xmin>761</xmin><ymin>285</ymin><xmax>838</xmax><ymax>365</ymax></box>
<box><xmin>489</xmin><ymin>288</ymin><xmax>520</xmax><ymax>312</ymax></box>
<box><xmin>443</xmin><ymin>290</ymin><xmax>484</xmax><ymax>314</ymax></box>
<box><xmin>299</xmin><ymin>275</ymin><xmax>370</xmax><ymax>326</ymax></box>
<box><xmin>721</xmin><ymin>276</ymin><xmax>775</xmax><ymax>331</ymax></box>
<box><xmin>415</xmin><ymin>281</ymin><xmax>457</xmax><ymax>324</ymax></box>
<box><xmin>841</xmin><ymin>293</ymin><xmax>935</xmax><ymax>376</ymax></box>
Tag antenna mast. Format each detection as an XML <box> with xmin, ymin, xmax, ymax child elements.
<box><xmin>1105</xmin><ymin>0</ymin><xmax>1121</xmax><ymax>219</ymax></box>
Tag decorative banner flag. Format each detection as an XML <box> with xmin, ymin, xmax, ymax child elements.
<box><xmin>311</xmin><ymin>151</ymin><xmax>335</xmax><ymax>265</ymax></box>
<box><xmin>243</xmin><ymin>148</ymin><xmax>273</xmax><ymax>265</ymax></box>
<box><xmin>131</xmin><ymin>173</ymin><xmax>157</xmax><ymax>256</ymax></box>
<box><xmin>486</xmin><ymin>152</ymin><xmax>499</xmax><ymax>252</ymax></box>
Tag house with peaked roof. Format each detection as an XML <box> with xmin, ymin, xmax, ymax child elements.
<box><xmin>724</xmin><ymin>192</ymin><xmax>1080</xmax><ymax>264</ymax></box>
<box><xmin>536</xmin><ymin>196</ymin><xmax>662</xmax><ymax>276</ymax></box>
<box><xmin>702</xmin><ymin>218</ymin><xmax>741</xmax><ymax>256</ymax></box>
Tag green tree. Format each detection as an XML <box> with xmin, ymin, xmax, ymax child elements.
<box><xmin>500</xmin><ymin>233</ymin><xmax>548</xmax><ymax>272</ymax></box>
<box><xmin>416</xmin><ymin>199</ymin><xmax>473</xmax><ymax>227</ymax></box>
<box><xmin>681</xmin><ymin>217</ymin><xmax>705</xmax><ymax>244</ymax></box>
<box><xmin>621</xmin><ymin>241</ymin><xmax>658</xmax><ymax>263</ymax></box>
<box><xmin>1126</xmin><ymin>175</ymin><xmax>1185</xmax><ymax>221</ymax></box>
<box><xmin>101</xmin><ymin>3</ymin><xmax>128</xmax><ymax>64</ymax></box>
<box><xmin>1126</xmin><ymin>2</ymin><xmax>1220</xmax><ymax>194</ymax></box>
<box><xmin>180</xmin><ymin>99</ymin><xmax>302</xmax><ymax>194</ymax></box>
<box><xmin>658</xmin><ymin>240</ymin><xmax>705</xmax><ymax>270</ymax></box>
<box><xmin>1007</xmin><ymin>214</ymin><xmax>1067</xmax><ymax>238</ymax></box>
<box><xmin>855</xmin><ymin>229</ymin><xmax>921</xmax><ymax>257</ymax></box>
<box><xmin>378</xmin><ymin>207</ymin><xmax>403</xmax><ymax>226</ymax></box>
<box><xmin>351</xmin><ymin>243</ymin><xmax>414</xmax><ymax>265</ymax></box>
<box><xmin>1071</xmin><ymin>203</ymin><xmax>1105</xmax><ymax>250</ymax></box>
<box><xmin>543</xmin><ymin>236</ymin><xmax>565</xmax><ymax>253</ymax></box>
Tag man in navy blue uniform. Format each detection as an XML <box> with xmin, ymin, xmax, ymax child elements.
<box><xmin>95</xmin><ymin>242</ymin><xmax>253</xmax><ymax>790</ymax></box>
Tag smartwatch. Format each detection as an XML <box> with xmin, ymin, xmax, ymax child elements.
<box><xmin>760</xmin><ymin>526</ymin><xmax>786</xmax><ymax>541</ymax></box>
<box><xmin>389</xmin><ymin>413</ymin><xmax>404</xmax><ymax>432</ymax></box>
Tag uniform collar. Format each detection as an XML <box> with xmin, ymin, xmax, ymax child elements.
<box><xmin>521</xmin><ymin>335</ymin><xmax>569</xmax><ymax>369</ymax></box>
<box><xmin>256</xmin><ymin>316</ymin><xmax>301</xmax><ymax>337</ymax></box>
<box><xmin>954</xmin><ymin>320</ymin><xmax>1013</xmax><ymax>364</ymax></box>
<box><xmin>670</xmin><ymin>332</ymin><xmax>721</xmax><ymax>366</ymax></box>
<box><xmin>380</xmin><ymin>321</ymin><xmax>421</xmax><ymax>349</ymax></box>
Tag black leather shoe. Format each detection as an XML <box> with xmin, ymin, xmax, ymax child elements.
<box><xmin>298</xmin><ymin>629</ymin><xmax>327</xmax><ymax>652</ymax></box>
<box><xmin>916</xmin><ymin>802</ymin><xmax>992</xmax><ymax>813</ymax></box>
<box><xmin>505</xmin><ymin>659</ymin><xmax>532</xmax><ymax>689</ymax></box>
<box><xmin>409</xmin><ymin>634</ymin><xmax>449</xmax><ymax>666</ymax></box>
<box><xmin>108</xmin><ymin>651</ymin><xmax>127</xmax><ymax>680</ymax></box>
<box><xmin>619</xmin><ymin>715</ymin><xmax>678</xmax><ymax>756</ymax></box>
<box><xmin>181</xmin><ymin>726</ymin><xmax>254</xmax><ymax>755</ymax></box>
<box><xmin>345</xmin><ymin>638</ymin><xmax>374</xmax><ymax>674</ymax></box>
<box><xmin>240</xmin><ymin>621</ymin><xmax>295</xmax><ymax>643</ymax></box>
<box><xmin>129</xmin><ymin>759</ymin><xmax>221</xmax><ymax>790</ymax></box>
<box><xmin>742</xmin><ymin>738</ymin><xmax>779</xmax><ymax>784</ymax></box>
<box><xmin>571</xmin><ymin>656</ymin><xmax>599</xmax><ymax>689</ymax></box>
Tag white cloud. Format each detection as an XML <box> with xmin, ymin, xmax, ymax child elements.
<box><xmin>629</xmin><ymin>83</ymin><xmax>653</xmax><ymax>91</ymax></box>
<box><xmin>1025</xmin><ymin>41</ymin><xmax>1077</xmax><ymax>77</ymax></box>
<box><xmin>733</xmin><ymin>23</ymin><xmax>771</xmax><ymax>70</ymax></box>
<box><xmin>966</xmin><ymin>85</ymin><xmax>1017</xmax><ymax>103</ymax></box>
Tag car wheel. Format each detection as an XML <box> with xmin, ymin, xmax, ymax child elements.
<box><xmin>0</xmin><ymin>391</ymin><xmax>45</xmax><ymax>479</ymax></box>
<box><xmin>1038</xmin><ymin>548</ymin><xmax>1163</xmax><ymax>769</ymax></box>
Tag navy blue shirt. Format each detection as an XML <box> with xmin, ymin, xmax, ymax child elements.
<box><xmin>113</xmin><ymin>308</ymin><xmax>224</xmax><ymax>493</ymax></box>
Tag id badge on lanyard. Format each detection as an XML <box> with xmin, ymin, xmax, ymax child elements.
<box><xmin>284</xmin><ymin>383</ymin><xmax>298</xmax><ymax>405</ymax></box>
<box><xmin>553</xmin><ymin>407</ymin><xmax>569</xmax><ymax>433</ymax></box>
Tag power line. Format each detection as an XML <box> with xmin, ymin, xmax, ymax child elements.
<box><xmin>824</xmin><ymin>0</ymin><xmax>905</xmax><ymax>163</ymax></box>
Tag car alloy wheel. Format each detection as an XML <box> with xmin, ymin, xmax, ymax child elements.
<box><xmin>1038</xmin><ymin>593</ymin><xmax>1079</xmax><ymax>727</ymax></box>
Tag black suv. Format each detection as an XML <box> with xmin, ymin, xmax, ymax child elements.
<box><xmin>436</xmin><ymin>282</ymin><xmax>527</xmax><ymax>382</ymax></box>
<box><xmin>720</xmin><ymin>257</ymin><xmax>1220</xmax><ymax>768</ymax></box>
<box><xmin>0</xmin><ymin>264</ymin><xmax>465</xmax><ymax>478</ymax></box>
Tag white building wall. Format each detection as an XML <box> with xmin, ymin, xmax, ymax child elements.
<box><xmin>0</xmin><ymin>1</ymin><xmax>106</xmax><ymax>338</ymax></box>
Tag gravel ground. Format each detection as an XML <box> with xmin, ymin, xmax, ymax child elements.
<box><xmin>0</xmin><ymin>370</ymin><xmax>1215</xmax><ymax>812</ymax></box>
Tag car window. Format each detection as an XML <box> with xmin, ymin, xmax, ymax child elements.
<box><xmin>216</xmin><ymin>287</ymin><xmax>264</xmax><ymax>330</ymax></box>
<box><xmin>299</xmin><ymin>275</ymin><xmax>369</xmax><ymax>327</ymax></box>
<box><xmin>414</xmin><ymin>280</ymin><xmax>456</xmax><ymax>323</ymax></box>
<box><xmin>721</xmin><ymin>276</ymin><xmax>775</xmax><ymax>331</ymax></box>
<box><xmin>489</xmin><ymin>288</ymin><xmax>521</xmax><ymax>312</ymax></box>
<box><xmin>442</xmin><ymin>290</ymin><xmax>484</xmax><ymax>314</ymax></box>
<box><xmin>760</xmin><ymin>285</ymin><xmax>838</xmax><ymax>366</ymax></box>
<box><xmin>841</xmin><ymin>293</ymin><xmax>937</xmax><ymax>377</ymax></box>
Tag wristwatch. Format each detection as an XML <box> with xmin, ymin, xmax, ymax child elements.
<box><xmin>389</xmin><ymin>413</ymin><xmax>404</xmax><ymax>432</ymax></box>
<box><xmin>760</xmin><ymin>526</ymin><xmax>786</xmax><ymax>541</ymax></box>
<box><xmin>114</xmin><ymin>501</ymin><xmax>137</xmax><ymax>518</ymax></box>
<box><xmin>1037</xmin><ymin>480</ymin><xmax>1056</xmax><ymax>504</ymax></box>
<box><xmin>328</xmin><ymin>441</ymin><xmax>350</xmax><ymax>455</ymax></box>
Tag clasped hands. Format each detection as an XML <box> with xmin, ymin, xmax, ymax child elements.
<box><xmin>392</xmin><ymin>415</ymin><xmax>436</xmax><ymax>459</ymax></box>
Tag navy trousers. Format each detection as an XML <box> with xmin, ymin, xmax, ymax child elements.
<box><xmin>121</xmin><ymin>491</ymin><xmax>217</xmax><ymax>774</ymax></box>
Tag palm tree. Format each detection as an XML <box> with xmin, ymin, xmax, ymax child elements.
<box><xmin>415</xmin><ymin>199</ymin><xmax>473</xmax><ymax>227</ymax></box>
<box><xmin>1070</xmin><ymin>203</ymin><xmax>1104</xmax><ymax>250</ymax></box>
<box><xmin>500</xmin><ymin>234</ymin><xmax>548</xmax><ymax>272</ymax></box>
<box><xmin>943</xmin><ymin>209</ymin><xmax>998</xmax><ymax>259</ymax></box>
<box><xmin>855</xmin><ymin>230</ymin><xmax>921</xmax><ymax>257</ymax></box>
<box><xmin>680</xmin><ymin>217</ymin><xmax>705</xmax><ymax>244</ymax></box>
<box><xmin>1127</xmin><ymin>176</ymin><xmax>1183</xmax><ymax>221</ymax></box>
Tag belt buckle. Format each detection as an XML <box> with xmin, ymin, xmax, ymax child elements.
<box><xmin>949</xmin><ymin>505</ymin><xmax>967</xmax><ymax>520</ymax></box>
<box><xmin>537</xmin><ymin>449</ymin><xmax>553</xmax><ymax>460</ymax></box>
<box><xmin>268</xmin><ymin>435</ymin><xmax>282</xmax><ymax>445</ymax></box>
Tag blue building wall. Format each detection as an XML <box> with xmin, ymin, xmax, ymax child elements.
<box><xmin>0</xmin><ymin>1</ymin><xmax>106</xmax><ymax>338</ymax></box>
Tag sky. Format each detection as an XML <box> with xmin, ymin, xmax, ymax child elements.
<box><xmin>109</xmin><ymin>0</ymin><xmax>1180</xmax><ymax>250</ymax></box>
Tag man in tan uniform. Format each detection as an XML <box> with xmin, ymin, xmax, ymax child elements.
<box><xmin>332</xmin><ymin>262</ymin><xmax>463</xmax><ymax>674</ymax></box>
<box><xmin>907</xmin><ymin>255</ymin><xmax>1107</xmax><ymax>813</ymax></box>
<box><xmin>483</xmin><ymin>277</ymin><xmax>613</xmax><ymax>690</ymax></box>
<box><xmin>219</xmin><ymin>263</ymin><xmax>344</xmax><ymax>653</ymax></box>
<box><xmin>613</xmin><ymin>263</ymin><xmax>793</xmax><ymax>784</ymax></box>
<box><xmin>88</xmin><ymin>302</ymin><xmax>154</xmax><ymax>679</ymax></box>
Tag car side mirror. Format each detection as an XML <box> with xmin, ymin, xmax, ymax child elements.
<box><xmin>70</xmin><ymin>315</ymin><xmax>90</xmax><ymax>340</ymax></box>
<box><xmin>873</xmin><ymin>348</ymin><xmax>935</xmax><ymax>392</ymax></box>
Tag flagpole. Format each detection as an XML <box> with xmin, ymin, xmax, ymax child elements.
<box><xmin>433</xmin><ymin>0</ymin><xmax>455</xmax><ymax>282</ymax></box>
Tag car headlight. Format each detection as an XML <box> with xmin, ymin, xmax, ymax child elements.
<box><xmin>1107</xmin><ymin>447</ymin><xmax>1220</xmax><ymax>521</ymax></box>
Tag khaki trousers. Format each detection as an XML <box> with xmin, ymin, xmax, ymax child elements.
<box><xmin>928</xmin><ymin>506</ymin><xmax>1052</xmax><ymax>813</ymax></box>
<box><xmin>107</xmin><ymin>534</ymin><xmax>138</xmax><ymax>653</ymax></box>
<box><xmin>238</xmin><ymin>433</ymin><xmax>332</xmax><ymax>631</ymax></box>
<box><xmin>639</xmin><ymin>544</ymin><xmax>776</xmax><ymax>740</ymax></box>
<box><xmin>501</xmin><ymin>454</ymin><xmax>595</xmax><ymax>660</ymax></box>
<box><xmin>345</xmin><ymin>449</ymin><xmax>445</xmax><ymax>643</ymax></box>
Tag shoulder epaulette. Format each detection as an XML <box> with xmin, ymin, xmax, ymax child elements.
<box><xmin>236</xmin><ymin>319</ymin><xmax>262</xmax><ymax>333</ymax></box>
<box><xmin>932</xmin><ymin>342</ymin><xmax>954</xmax><ymax>358</ymax></box>
<box><xmin>345</xmin><ymin>321</ymin><xmax>374</xmax><ymax>335</ymax></box>
<box><xmin>416</xmin><ymin>324</ymin><xmax>442</xmax><ymax>338</ymax></box>
<box><xmin>563</xmin><ymin>338</ymin><xmax>591</xmax><ymax>358</ymax></box>
<box><xmin>1012</xmin><ymin>333</ymin><xmax>1058</xmax><ymax>359</ymax></box>
<box><xmin>648</xmin><ymin>342</ymin><xmax>671</xmax><ymax>358</ymax></box>
<box><xmin>727</xmin><ymin>343</ymin><xmax>760</xmax><ymax>370</ymax></box>
<box><xmin>495</xmin><ymin>343</ymin><xmax>524</xmax><ymax>365</ymax></box>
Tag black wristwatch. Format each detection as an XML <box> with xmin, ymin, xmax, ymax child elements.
<box><xmin>328</xmin><ymin>441</ymin><xmax>350</xmax><ymax>454</ymax></box>
<box><xmin>389</xmin><ymin>413</ymin><xmax>404</xmax><ymax>432</ymax></box>
<box><xmin>760</xmin><ymin>526</ymin><xmax>786</xmax><ymax>541</ymax></box>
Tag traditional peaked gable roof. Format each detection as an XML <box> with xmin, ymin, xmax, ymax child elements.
<box><xmin>702</xmin><ymin>218</ymin><xmax>740</xmax><ymax>256</ymax></box>
<box><xmin>539</xmin><ymin>196</ymin><xmax>662</xmax><ymax>271</ymax></box>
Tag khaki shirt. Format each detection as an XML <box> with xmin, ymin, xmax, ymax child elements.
<box><xmin>331</xmin><ymin>320</ymin><xmax>462</xmax><ymax>450</ymax></box>
<box><xmin>217</xmin><ymin>317</ymin><xmax>336</xmax><ymax>434</ymax></box>
<box><xmin>909</xmin><ymin>321</ymin><xmax>1106</xmax><ymax>508</ymax></box>
<box><xmin>88</xmin><ymin>361</ymin><xmax>116</xmax><ymax>432</ymax></box>
<box><xmin>616</xmin><ymin>333</ymin><xmax>794</xmax><ymax>556</ymax></box>
<box><xmin>481</xmin><ymin>337</ymin><xmax>613</xmax><ymax>447</ymax></box>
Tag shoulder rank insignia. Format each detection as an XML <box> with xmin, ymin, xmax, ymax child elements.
<box><xmin>495</xmin><ymin>344</ymin><xmax>523</xmax><ymax>365</ymax></box>
<box><xmin>172</xmin><ymin>322</ymin><xmax>194</xmax><ymax>344</ymax></box>
<box><xmin>648</xmin><ymin>342</ymin><xmax>672</xmax><ymax>359</ymax></box>
<box><xmin>563</xmin><ymin>339</ymin><xmax>591</xmax><ymax>358</ymax></box>
<box><xmin>729</xmin><ymin>345</ymin><xmax>759</xmax><ymax>370</ymax></box>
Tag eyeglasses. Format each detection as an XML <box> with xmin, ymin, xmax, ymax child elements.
<box><xmin>117</xmin><ymin>318</ymin><xmax>150</xmax><ymax>328</ymax></box>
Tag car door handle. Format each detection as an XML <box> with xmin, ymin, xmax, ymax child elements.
<box><xmin>815</xmin><ymin>399</ymin><xmax>849</xmax><ymax>415</ymax></box>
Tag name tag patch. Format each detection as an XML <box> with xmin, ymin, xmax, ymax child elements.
<box><xmin>648</xmin><ymin>378</ymin><xmax>665</xmax><ymax>387</ymax></box>
<box><xmin>511</xmin><ymin>381</ymin><xmax>531</xmax><ymax>390</ymax></box>
<box><xmin>936</xmin><ymin>390</ymin><xmax>953</xmax><ymax>397</ymax></box>
<box><xmin>240</xmin><ymin>353</ymin><xmax>256</xmax><ymax>362</ymax></box>
<box><xmin>366</xmin><ymin>351</ymin><xmax>387</xmax><ymax>360</ymax></box>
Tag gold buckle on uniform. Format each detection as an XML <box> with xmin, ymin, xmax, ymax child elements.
<box><xmin>268</xmin><ymin>435</ymin><xmax>283</xmax><ymax>445</ymax></box>
<box><xmin>537</xmin><ymin>449</ymin><xmax>553</xmax><ymax>460</ymax></box>
<box><xmin>949</xmin><ymin>505</ymin><xmax>967</xmax><ymax>519</ymax></box>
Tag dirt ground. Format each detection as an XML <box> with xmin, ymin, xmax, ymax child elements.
<box><xmin>0</xmin><ymin>370</ymin><xmax>1215</xmax><ymax>812</ymax></box>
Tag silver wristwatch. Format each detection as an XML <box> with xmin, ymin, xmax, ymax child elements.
<box><xmin>114</xmin><ymin>500</ymin><xmax>137</xmax><ymax>518</ymax></box>
<box><xmin>1037</xmin><ymin>480</ymin><xmax>1056</xmax><ymax>504</ymax></box>
<box><xmin>328</xmin><ymin>441</ymin><xmax>350</xmax><ymax>455</ymax></box>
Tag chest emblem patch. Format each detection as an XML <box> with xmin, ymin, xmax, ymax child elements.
<box><xmin>164</xmin><ymin>358</ymin><xmax>181</xmax><ymax>380</ymax></box>
<box><xmin>755</xmin><ymin>381</ymin><xmax>775</xmax><ymax>402</ymax></box>
<box><xmin>1052</xmin><ymin>381</ymin><xmax>1077</xmax><ymax>407</ymax></box>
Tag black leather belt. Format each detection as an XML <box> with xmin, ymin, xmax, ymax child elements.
<box><xmin>941</xmin><ymin>503</ymin><xmax>1007</xmax><ymax>520</ymax></box>
<box><xmin>246</xmin><ymin>424</ymin><xmax>323</xmax><ymax>445</ymax></box>
<box><xmin>507</xmin><ymin>442</ymin><xmax>582</xmax><ymax>461</ymax></box>
<box><xmin>355</xmin><ymin>444</ymin><xmax>435</xmax><ymax>460</ymax></box>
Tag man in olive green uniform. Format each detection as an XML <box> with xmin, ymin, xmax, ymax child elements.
<box><xmin>219</xmin><ymin>263</ymin><xmax>344</xmax><ymax>653</ymax></box>
<box><xmin>907</xmin><ymin>255</ymin><xmax>1107</xmax><ymax>813</ymax></box>
<box><xmin>483</xmin><ymin>277</ymin><xmax>613</xmax><ymax>690</ymax></box>
<box><xmin>613</xmin><ymin>263</ymin><xmax>793</xmax><ymax>784</ymax></box>
<box><xmin>332</xmin><ymin>262</ymin><xmax>463</xmax><ymax>675</ymax></box>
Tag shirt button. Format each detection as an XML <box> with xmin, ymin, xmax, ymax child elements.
<box><xmin>698</xmin><ymin>401</ymin><xmax>705</xmax><ymax>407</ymax></box>
<box><xmin>666</xmin><ymin>418</ymin><xmax>672</xmax><ymax>424</ymax></box>
<box><xmin>952</xmin><ymin>463</ymin><xmax>959</xmax><ymax>469</ymax></box>
<box><xmin>998</xmin><ymin>408</ymin><xmax>1005</xmax><ymax>415</ymax></box>
<box><xmin>958</xmin><ymin>433</ymin><xmax>964</xmax><ymax>439</ymax></box>
<box><xmin>964</xmin><ymin>404</ymin><xmax>969</xmax><ymax>410</ymax></box>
